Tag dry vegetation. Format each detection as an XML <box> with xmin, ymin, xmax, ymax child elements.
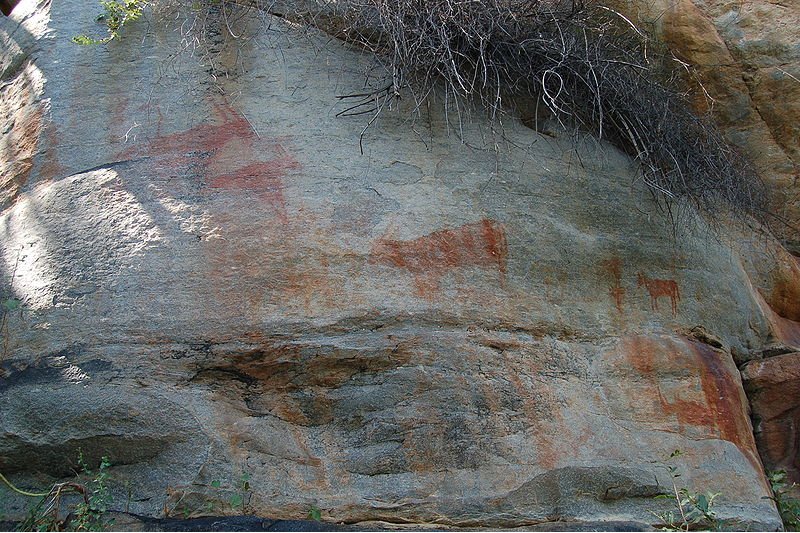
<box><xmin>333</xmin><ymin>0</ymin><xmax>768</xmax><ymax>225</ymax></box>
<box><xmin>105</xmin><ymin>0</ymin><xmax>772</xmax><ymax>227</ymax></box>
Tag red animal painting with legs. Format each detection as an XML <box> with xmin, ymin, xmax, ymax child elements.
<box><xmin>637</xmin><ymin>272</ymin><xmax>680</xmax><ymax>316</ymax></box>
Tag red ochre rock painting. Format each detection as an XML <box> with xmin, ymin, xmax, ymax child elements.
<box><xmin>122</xmin><ymin>101</ymin><xmax>300</xmax><ymax>222</ymax></box>
<box><xmin>370</xmin><ymin>219</ymin><xmax>508</xmax><ymax>297</ymax></box>
<box><xmin>637</xmin><ymin>271</ymin><xmax>680</xmax><ymax>316</ymax></box>
<box><xmin>601</xmin><ymin>257</ymin><xmax>625</xmax><ymax>313</ymax></box>
<box><xmin>622</xmin><ymin>335</ymin><xmax>763</xmax><ymax>474</ymax></box>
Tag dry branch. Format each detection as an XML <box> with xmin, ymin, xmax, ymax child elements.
<box><xmin>335</xmin><ymin>0</ymin><xmax>768</xmax><ymax>224</ymax></box>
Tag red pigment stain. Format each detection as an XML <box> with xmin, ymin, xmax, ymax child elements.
<box><xmin>688</xmin><ymin>339</ymin><xmax>763</xmax><ymax>473</ymax></box>
<box><xmin>623</xmin><ymin>336</ymin><xmax>762</xmax><ymax>473</ymax></box>
<box><xmin>207</xmin><ymin>148</ymin><xmax>301</xmax><ymax>223</ymax></box>
<box><xmin>601</xmin><ymin>257</ymin><xmax>625</xmax><ymax>313</ymax></box>
<box><xmin>371</xmin><ymin>219</ymin><xmax>508</xmax><ymax>296</ymax></box>
<box><xmin>121</xmin><ymin>101</ymin><xmax>301</xmax><ymax>221</ymax></box>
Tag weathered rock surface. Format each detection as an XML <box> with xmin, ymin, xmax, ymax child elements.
<box><xmin>742</xmin><ymin>351</ymin><xmax>800</xmax><ymax>489</ymax></box>
<box><xmin>0</xmin><ymin>0</ymin><xmax>795</xmax><ymax>529</ymax></box>
<box><xmin>610</xmin><ymin>0</ymin><xmax>800</xmax><ymax>248</ymax></box>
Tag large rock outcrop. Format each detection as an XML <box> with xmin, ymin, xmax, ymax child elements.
<box><xmin>742</xmin><ymin>351</ymin><xmax>800</xmax><ymax>492</ymax></box>
<box><xmin>610</xmin><ymin>0</ymin><xmax>800</xmax><ymax>249</ymax></box>
<box><xmin>0</xmin><ymin>0</ymin><xmax>797</xmax><ymax>529</ymax></box>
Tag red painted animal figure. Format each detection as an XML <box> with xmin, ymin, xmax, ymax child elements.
<box><xmin>637</xmin><ymin>272</ymin><xmax>680</xmax><ymax>316</ymax></box>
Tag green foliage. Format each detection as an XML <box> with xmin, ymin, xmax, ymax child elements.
<box><xmin>653</xmin><ymin>450</ymin><xmax>720</xmax><ymax>531</ymax></box>
<box><xmin>13</xmin><ymin>453</ymin><xmax>114</xmax><ymax>532</ymax></box>
<box><xmin>169</xmin><ymin>470</ymin><xmax>252</xmax><ymax>519</ymax></box>
<box><xmin>73</xmin><ymin>453</ymin><xmax>114</xmax><ymax>531</ymax></box>
<box><xmin>72</xmin><ymin>0</ymin><xmax>147</xmax><ymax>45</ymax></box>
<box><xmin>2</xmin><ymin>298</ymin><xmax>20</xmax><ymax>312</ymax></box>
<box><xmin>767</xmin><ymin>470</ymin><xmax>800</xmax><ymax>531</ymax></box>
<box><xmin>308</xmin><ymin>505</ymin><xmax>322</xmax><ymax>522</ymax></box>
<box><xmin>226</xmin><ymin>472</ymin><xmax>251</xmax><ymax>512</ymax></box>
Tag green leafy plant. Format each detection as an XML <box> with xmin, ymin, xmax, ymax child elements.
<box><xmin>72</xmin><ymin>0</ymin><xmax>147</xmax><ymax>45</ymax></box>
<box><xmin>7</xmin><ymin>452</ymin><xmax>114</xmax><ymax>531</ymax></box>
<box><xmin>2</xmin><ymin>298</ymin><xmax>20</xmax><ymax>312</ymax></box>
<box><xmin>167</xmin><ymin>470</ymin><xmax>252</xmax><ymax>519</ymax></box>
<box><xmin>308</xmin><ymin>505</ymin><xmax>322</xmax><ymax>522</ymax></box>
<box><xmin>72</xmin><ymin>452</ymin><xmax>114</xmax><ymax>531</ymax></box>
<box><xmin>229</xmin><ymin>472</ymin><xmax>250</xmax><ymax>512</ymax></box>
<box><xmin>766</xmin><ymin>470</ymin><xmax>800</xmax><ymax>531</ymax></box>
<box><xmin>653</xmin><ymin>450</ymin><xmax>720</xmax><ymax>531</ymax></box>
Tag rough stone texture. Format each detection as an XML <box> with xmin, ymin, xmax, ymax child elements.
<box><xmin>0</xmin><ymin>0</ymin><xmax>46</xmax><ymax>209</ymax></box>
<box><xmin>0</xmin><ymin>0</ymin><xmax>793</xmax><ymax>530</ymax></box>
<box><xmin>609</xmin><ymin>0</ymin><xmax>800</xmax><ymax>248</ymax></box>
<box><xmin>742</xmin><ymin>352</ymin><xmax>800</xmax><ymax>490</ymax></box>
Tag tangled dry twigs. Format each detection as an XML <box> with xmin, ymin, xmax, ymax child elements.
<box><xmin>336</xmin><ymin>0</ymin><xmax>768</xmax><ymax>225</ymax></box>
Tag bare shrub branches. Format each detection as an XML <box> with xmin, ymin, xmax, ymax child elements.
<box><xmin>339</xmin><ymin>0</ymin><xmax>768</xmax><ymax>224</ymax></box>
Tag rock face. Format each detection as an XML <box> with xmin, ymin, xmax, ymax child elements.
<box><xmin>0</xmin><ymin>0</ymin><xmax>796</xmax><ymax>529</ymax></box>
<box><xmin>742</xmin><ymin>352</ymin><xmax>800</xmax><ymax>489</ymax></box>
<box><xmin>610</xmin><ymin>0</ymin><xmax>800</xmax><ymax>248</ymax></box>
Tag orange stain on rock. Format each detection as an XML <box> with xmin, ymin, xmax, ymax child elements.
<box><xmin>754</xmin><ymin>289</ymin><xmax>800</xmax><ymax>348</ymax></box>
<box><xmin>371</xmin><ymin>219</ymin><xmax>507</xmax><ymax>296</ymax></box>
<box><xmin>622</xmin><ymin>336</ymin><xmax>762</xmax><ymax>472</ymax></box>
<box><xmin>689</xmin><ymin>340</ymin><xmax>760</xmax><ymax>469</ymax></box>
<box><xmin>1</xmin><ymin>91</ymin><xmax>43</xmax><ymax>208</ymax></box>
<box><xmin>768</xmin><ymin>254</ymin><xmax>800</xmax><ymax>322</ymax></box>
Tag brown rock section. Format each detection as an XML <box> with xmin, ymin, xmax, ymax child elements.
<box><xmin>743</xmin><ymin>242</ymin><xmax>800</xmax><ymax>350</ymax></box>
<box><xmin>0</xmin><ymin>61</ymin><xmax>44</xmax><ymax>209</ymax></box>
<box><xmin>611</xmin><ymin>0</ymin><xmax>800</xmax><ymax>245</ymax></box>
<box><xmin>742</xmin><ymin>352</ymin><xmax>800</xmax><ymax>487</ymax></box>
<box><xmin>0</xmin><ymin>1</ymin><xmax>788</xmax><ymax>529</ymax></box>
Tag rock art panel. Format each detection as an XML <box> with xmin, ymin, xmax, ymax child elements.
<box><xmin>0</xmin><ymin>0</ymin><xmax>787</xmax><ymax>529</ymax></box>
<box><xmin>598</xmin><ymin>335</ymin><xmax>763</xmax><ymax>475</ymax></box>
<box><xmin>637</xmin><ymin>272</ymin><xmax>681</xmax><ymax>317</ymax></box>
<box><xmin>602</xmin><ymin>257</ymin><xmax>626</xmax><ymax>314</ymax></box>
<box><xmin>370</xmin><ymin>219</ymin><xmax>507</xmax><ymax>297</ymax></box>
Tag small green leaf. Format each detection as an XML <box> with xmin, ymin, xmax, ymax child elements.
<box><xmin>308</xmin><ymin>506</ymin><xmax>321</xmax><ymax>522</ymax></box>
<box><xmin>229</xmin><ymin>494</ymin><xmax>243</xmax><ymax>509</ymax></box>
<box><xmin>696</xmin><ymin>493</ymin><xmax>709</xmax><ymax>510</ymax></box>
<box><xmin>210</xmin><ymin>480</ymin><xmax>221</xmax><ymax>489</ymax></box>
<box><xmin>72</xmin><ymin>34</ymin><xmax>109</xmax><ymax>45</ymax></box>
<box><xmin>2</xmin><ymin>298</ymin><xmax>20</xmax><ymax>311</ymax></box>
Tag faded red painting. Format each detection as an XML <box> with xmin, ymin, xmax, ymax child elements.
<box><xmin>370</xmin><ymin>219</ymin><xmax>508</xmax><ymax>297</ymax></box>
<box><xmin>121</xmin><ymin>100</ymin><xmax>301</xmax><ymax>222</ymax></box>
<box><xmin>601</xmin><ymin>257</ymin><xmax>625</xmax><ymax>313</ymax></box>
<box><xmin>621</xmin><ymin>336</ymin><xmax>762</xmax><ymax>473</ymax></box>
